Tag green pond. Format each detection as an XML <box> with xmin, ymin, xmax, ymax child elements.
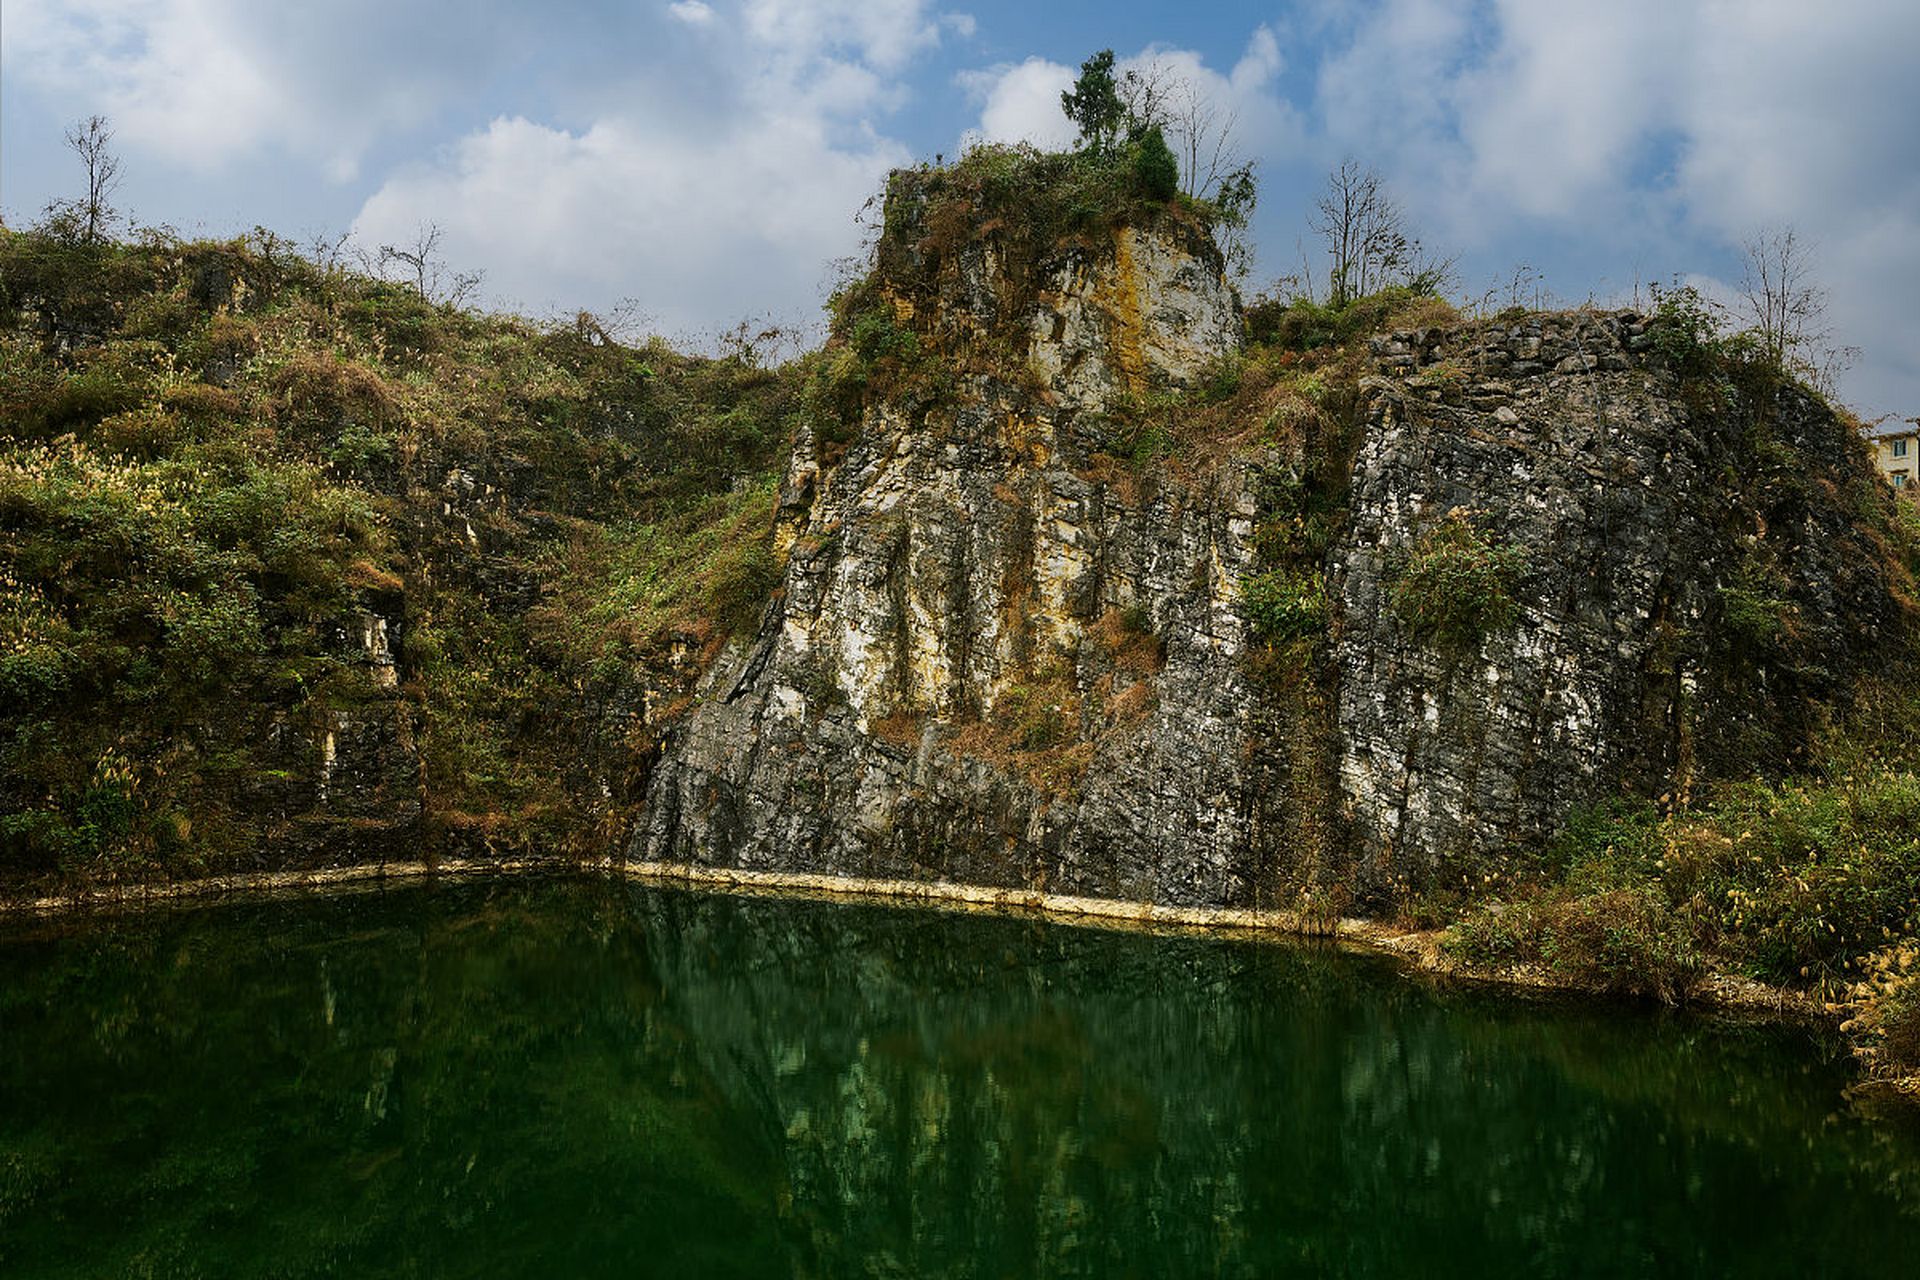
<box><xmin>3</xmin><ymin>879</ymin><xmax>1919</xmax><ymax>1278</ymax></box>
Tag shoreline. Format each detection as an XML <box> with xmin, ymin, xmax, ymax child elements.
<box><xmin>0</xmin><ymin>855</ymin><xmax>1834</xmax><ymax>1026</ymax></box>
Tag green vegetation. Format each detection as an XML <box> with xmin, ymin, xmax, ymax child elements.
<box><xmin>1646</xmin><ymin>282</ymin><xmax>1728</xmax><ymax>373</ymax></box>
<box><xmin>804</xmin><ymin>99</ymin><xmax>1254</xmax><ymax>431</ymax></box>
<box><xmin>1240</xmin><ymin>567</ymin><xmax>1329</xmax><ymax>643</ymax></box>
<box><xmin>1245</xmin><ymin>286</ymin><xmax>1458</xmax><ymax>353</ymax></box>
<box><xmin>1446</xmin><ymin>766</ymin><xmax>1920</xmax><ymax>1007</ymax></box>
<box><xmin>1060</xmin><ymin>49</ymin><xmax>1128</xmax><ymax>153</ymax></box>
<box><xmin>1717</xmin><ymin>565</ymin><xmax>1800</xmax><ymax>656</ymax></box>
<box><xmin>1132</xmin><ymin>126</ymin><xmax>1181</xmax><ymax>201</ymax></box>
<box><xmin>1389</xmin><ymin>511</ymin><xmax>1526</xmax><ymax>651</ymax></box>
<box><xmin>0</xmin><ymin>221</ymin><xmax>797</xmax><ymax>882</ymax></box>
<box><xmin>802</xmin><ymin>46</ymin><xmax>1267</xmax><ymax>457</ymax></box>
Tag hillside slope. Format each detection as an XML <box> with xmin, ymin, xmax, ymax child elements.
<box><xmin>1</xmin><ymin>226</ymin><xmax>793</xmax><ymax>876</ymax></box>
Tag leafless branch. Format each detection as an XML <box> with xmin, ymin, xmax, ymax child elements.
<box><xmin>377</xmin><ymin>222</ymin><xmax>484</xmax><ymax>308</ymax></box>
<box><xmin>61</xmin><ymin>115</ymin><xmax>123</xmax><ymax>243</ymax></box>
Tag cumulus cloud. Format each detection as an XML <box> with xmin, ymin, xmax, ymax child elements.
<box><xmin>347</xmin><ymin>0</ymin><xmax>967</xmax><ymax>337</ymax></box>
<box><xmin>5</xmin><ymin>0</ymin><xmax>1914</xmax><ymax>411</ymax></box>
<box><xmin>741</xmin><ymin>0</ymin><xmax>951</xmax><ymax>73</ymax></box>
<box><xmin>1285</xmin><ymin>0</ymin><xmax>1920</xmax><ymax>412</ymax></box>
<box><xmin>352</xmin><ymin>114</ymin><xmax>906</xmax><ymax>338</ymax></box>
<box><xmin>3</xmin><ymin>0</ymin><xmax>503</xmax><ymax>180</ymax></box>
<box><xmin>957</xmin><ymin>57</ymin><xmax>1077</xmax><ymax>150</ymax></box>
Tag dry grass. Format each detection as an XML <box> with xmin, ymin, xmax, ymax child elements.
<box><xmin>1089</xmin><ymin>606</ymin><xmax>1165</xmax><ymax>676</ymax></box>
<box><xmin>870</xmin><ymin>709</ymin><xmax>925</xmax><ymax>750</ymax></box>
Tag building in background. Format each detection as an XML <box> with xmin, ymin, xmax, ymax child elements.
<box><xmin>1866</xmin><ymin>420</ymin><xmax>1920</xmax><ymax>500</ymax></box>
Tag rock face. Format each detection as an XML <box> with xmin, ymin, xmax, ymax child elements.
<box><xmin>637</xmin><ymin>176</ymin><xmax>1903</xmax><ymax>908</ymax></box>
<box><xmin>1332</xmin><ymin>318</ymin><xmax>1901</xmax><ymax>888</ymax></box>
<box><xmin>640</xmin><ymin>201</ymin><xmax>1299</xmax><ymax>906</ymax></box>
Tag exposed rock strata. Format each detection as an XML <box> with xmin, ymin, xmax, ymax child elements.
<box><xmin>638</xmin><ymin>186</ymin><xmax>1901</xmax><ymax>907</ymax></box>
<box><xmin>1334</xmin><ymin>318</ymin><xmax>1900</xmax><ymax>886</ymax></box>
<box><xmin>642</xmin><ymin>214</ymin><xmax>1285</xmax><ymax>905</ymax></box>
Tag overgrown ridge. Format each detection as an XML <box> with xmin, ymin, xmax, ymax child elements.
<box><xmin>4</xmin><ymin>146</ymin><xmax>1920</xmax><ymax>1094</ymax></box>
<box><xmin>1</xmin><ymin>225</ymin><xmax>795</xmax><ymax>872</ymax></box>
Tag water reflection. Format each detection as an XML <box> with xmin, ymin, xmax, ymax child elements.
<box><xmin>0</xmin><ymin>879</ymin><xmax>1916</xmax><ymax>1278</ymax></box>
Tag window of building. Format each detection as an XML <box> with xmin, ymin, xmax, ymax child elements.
<box><xmin>1896</xmin><ymin>439</ymin><xmax>1911</xmax><ymax>458</ymax></box>
<box><xmin>1896</xmin><ymin>473</ymin><xmax>1911</xmax><ymax>489</ymax></box>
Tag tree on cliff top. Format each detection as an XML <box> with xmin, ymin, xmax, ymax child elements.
<box><xmin>50</xmin><ymin>115</ymin><xmax>122</xmax><ymax>244</ymax></box>
<box><xmin>1738</xmin><ymin>226</ymin><xmax>1856</xmax><ymax>394</ymax></box>
<box><xmin>1309</xmin><ymin>160</ymin><xmax>1451</xmax><ymax>307</ymax></box>
<box><xmin>1061</xmin><ymin>50</ymin><xmax>1126</xmax><ymax>154</ymax></box>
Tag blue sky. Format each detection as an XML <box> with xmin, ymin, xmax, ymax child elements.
<box><xmin>4</xmin><ymin>1</ymin><xmax>1916</xmax><ymax>417</ymax></box>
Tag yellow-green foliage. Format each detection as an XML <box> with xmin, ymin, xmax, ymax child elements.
<box><xmin>1441</xmin><ymin>498</ymin><xmax>1920</xmax><ymax>1006</ymax></box>
<box><xmin>1447</xmin><ymin>766</ymin><xmax>1920</xmax><ymax>1001</ymax></box>
<box><xmin>531</xmin><ymin>477</ymin><xmax>783</xmax><ymax>676</ymax></box>
<box><xmin>1845</xmin><ymin>942</ymin><xmax>1920</xmax><ymax>1089</ymax></box>
<box><xmin>0</xmin><ymin>432</ymin><xmax>390</xmax><ymax>870</ymax></box>
<box><xmin>0</xmin><ymin>223</ymin><xmax>796</xmax><ymax>879</ymax></box>
<box><xmin>1244</xmin><ymin>287</ymin><xmax>1460</xmax><ymax>354</ymax></box>
<box><xmin>1390</xmin><ymin>511</ymin><xmax>1526</xmax><ymax>650</ymax></box>
<box><xmin>804</xmin><ymin>141</ymin><xmax>1228</xmax><ymax>446</ymax></box>
<box><xmin>1239</xmin><ymin>567</ymin><xmax>1328</xmax><ymax>643</ymax></box>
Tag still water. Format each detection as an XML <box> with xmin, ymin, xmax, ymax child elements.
<box><xmin>2</xmin><ymin>879</ymin><xmax>1917</xmax><ymax>1277</ymax></box>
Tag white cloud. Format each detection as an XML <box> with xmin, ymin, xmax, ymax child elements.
<box><xmin>7</xmin><ymin>0</ymin><xmax>1915</xmax><ymax>412</ymax></box>
<box><xmin>957</xmin><ymin>58</ymin><xmax>1077</xmax><ymax>150</ymax></box>
<box><xmin>1293</xmin><ymin>0</ymin><xmax>1920</xmax><ymax>413</ymax></box>
<box><xmin>1</xmin><ymin>0</ymin><xmax>493</xmax><ymax>180</ymax></box>
<box><xmin>741</xmin><ymin>0</ymin><xmax>952</xmax><ymax>73</ymax></box>
<box><xmin>1452</xmin><ymin>1</ymin><xmax>1688</xmax><ymax>221</ymax></box>
<box><xmin>958</xmin><ymin>31</ymin><xmax>1300</xmax><ymax>179</ymax></box>
<box><xmin>347</xmin><ymin>0</ymin><xmax>962</xmax><ymax>338</ymax></box>
<box><xmin>352</xmin><ymin>114</ymin><xmax>905</xmax><ymax>338</ymax></box>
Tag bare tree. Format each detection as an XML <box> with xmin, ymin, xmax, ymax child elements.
<box><xmin>1114</xmin><ymin>59</ymin><xmax>1257</xmax><ymax>276</ymax></box>
<box><xmin>1116</xmin><ymin>60</ymin><xmax>1245</xmax><ymax>202</ymax></box>
<box><xmin>1311</xmin><ymin>160</ymin><xmax>1403</xmax><ymax>306</ymax></box>
<box><xmin>1737</xmin><ymin>226</ymin><xmax>1855</xmax><ymax>390</ymax></box>
<box><xmin>1117</xmin><ymin>61</ymin><xmax>1174</xmax><ymax>136</ymax></box>
<box><xmin>1739</xmin><ymin>227</ymin><xmax>1821</xmax><ymax>366</ymax></box>
<box><xmin>1168</xmin><ymin>81</ymin><xmax>1242</xmax><ymax>201</ymax></box>
<box><xmin>62</xmin><ymin>115</ymin><xmax>123</xmax><ymax>243</ymax></box>
<box><xmin>376</xmin><ymin>222</ymin><xmax>484</xmax><ymax>308</ymax></box>
<box><xmin>1309</xmin><ymin>160</ymin><xmax>1451</xmax><ymax>306</ymax></box>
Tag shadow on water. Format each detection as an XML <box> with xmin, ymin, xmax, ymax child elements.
<box><xmin>2</xmin><ymin>878</ymin><xmax>1918</xmax><ymax>1278</ymax></box>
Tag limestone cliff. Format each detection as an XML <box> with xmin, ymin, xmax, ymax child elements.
<box><xmin>640</xmin><ymin>177</ymin><xmax>1280</xmax><ymax>904</ymax></box>
<box><xmin>636</xmin><ymin>166</ymin><xmax>1907</xmax><ymax>911</ymax></box>
<box><xmin>1333</xmin><ymin>317</ymin><xmax>1902</xmax><ymax>889</ymax></box>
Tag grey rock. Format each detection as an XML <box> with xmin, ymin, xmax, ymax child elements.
<box><xmin>635</xmin><ymin>196</ymin><xmax>1901</xmax><ymax>911</ymax></box>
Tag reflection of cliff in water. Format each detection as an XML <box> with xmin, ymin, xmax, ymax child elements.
<box><xmin>630</xmin><ymin>887</ymin><xmax>1920</xmax><ymax>1277</ymax></box>
<box><xmin>1</xmin><ymin>880</ymin><xmax>1918</xmax><ymax>1278</ymax></box>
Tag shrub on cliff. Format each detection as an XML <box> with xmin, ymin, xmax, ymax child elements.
<box><xmin>1858</xmin><ymin>957</ymin><xmax>1920</xmax><ymax>1082</ymax></box>
<box><xmin>1244</xmin><ymin>286</ymin><xmax>1459</xmax><ymax>355</ymax></box>
<box><xmin>1447</xmin><ymin>763</ymin><xmax>1920</xmax><ymax>1001</ymax></box>
<box><xmin>1450</xmin><ymin>885</ymin><xmax>1705</xmax><ymax>1004</ymax></box>
<box><xmin>1240</xmin><ymin>567</ymin><xmax>1328</xmax><ymax>643</ymax></box>
<box><xmin>0</xmin><ymin>432</ymin><xmax>391</xmax><ymax>873</ymax></box>
<box><xmin>1132</xmin><ymin>127</ymin><xmax>1180</xmax><ymax>202</ymax></box>
<box><xmin>1389</xmin><ymin>511</ymin><xmax>1525</xmax><ymax>650</ymax></box>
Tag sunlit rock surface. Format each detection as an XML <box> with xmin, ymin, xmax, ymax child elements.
<box><xmin>639</xmin><ymin>179</ymin><xmax>1903</xmax><ymax>907</ymax></box>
